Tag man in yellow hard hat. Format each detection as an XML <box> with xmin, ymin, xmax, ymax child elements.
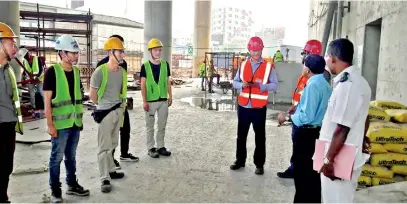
<box><xmin>0</xmin><ymin>22</ymin><xmax>24</xmax><ymax>203</ymax></box>
<box><xmin>141</xmin><ymin>38</ymin><xmax>172</xmax><ymax>158</ymax></box>
<box><xmin>90</xmin><ymin>37</ymin><xmax>127</xmax><ymax>193</ymax></box>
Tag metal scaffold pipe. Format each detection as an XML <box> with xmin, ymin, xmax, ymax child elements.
<box><xmin>337</xmin><ymin>0</ymin><xmax>344</xmax><ymax>39</ymax></box>
<box><xmin>322</xmin><ymin>1</ymin><xmax>338</xmax><ymax>54</ymax></box>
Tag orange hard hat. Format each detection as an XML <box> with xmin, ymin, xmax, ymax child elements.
<box><xmin>247</xmin><ymin>36</ymin><xmax>264</xmax><ymax>51</ymax></box>
<box><xmin>0</xmin><ymin>22</ymin><xmax>18</xmax><ymax>39</ymax></box>
<box><xmin>303</xmin><ymin>39</ymin><xmax>322</xmax><ymax>55</ymax></box>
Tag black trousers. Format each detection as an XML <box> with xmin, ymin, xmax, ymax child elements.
<box><xmin>0</xmin><ymin>122</ymin><xmax>16</xmax><ymax>202</ymax></box>
<box><xmin>112</xmin><ymin>107</ymin><xmax>131</xmax><ymax>157</ymax></box>
<box><xmin>292</xmin><ymin>125</ymin><xmax>321</xmax><ymax>203</ymax></box>
<box><xmin>235</xmin><ymin>105</ymin><xmax>266</xmax><ymax>167</ymax></box>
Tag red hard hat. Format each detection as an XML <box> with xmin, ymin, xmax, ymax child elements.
<box><xmin>247</xmin><ymin>36</ymin><xmax>264</xmax><ymax>51</ymax></box>
<box><xmin>303</xmin><ymin>39</ymin><xmax>322</xmax><ymax>55</ymax></box>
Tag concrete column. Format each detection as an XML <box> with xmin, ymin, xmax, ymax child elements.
<box><xmin>192</xmin><ymin>0</ymin><xmax>211</xmax><ymax>77</ymax></box>
<box><xmin>0</xmin><ymin>1</ymin><xmax>22</xmax><ymax>81</ymax></box>
<box><xmin>144</xmin><ymin>0</ymin><xmax>172</xmax><ymax>66</ymax></box>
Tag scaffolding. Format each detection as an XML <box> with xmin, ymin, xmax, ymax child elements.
<box><xmin>20</xmin><ymin>4</ymin><xmax>93</xmax><ymax>86</ymax></box>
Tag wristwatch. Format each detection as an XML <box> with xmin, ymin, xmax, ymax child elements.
<box><xmin>324</xmin><ymin>157</ymin><xmax>330</xmax><ymax>164</ymax></box>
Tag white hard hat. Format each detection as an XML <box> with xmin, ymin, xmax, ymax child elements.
<box><xmin>55</xmin><ymin>34</ymin><xmax>81</xmax><ymax>52</ymax></box>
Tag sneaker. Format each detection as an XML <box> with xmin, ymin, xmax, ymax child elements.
<box><xmin>66</xmin><ymin>180</ymin><xmax>90</xmax><ymax>196</ymax></box>
<box><xmin>51</xmin><ymin>186</ymin><xmax>63</xmax><ymax>203</ymax></box>
<box><xmin>148</xmin><ymin>148</ymin><xmax>159</xmax><ymax>158</ymax></box>
<box><xmin>277</xmin><ymin>169</ymin><xmax>294</xmax><ymax>179</ymax></box>
<box><xmin>120</xmin><ymin>153</ymin><xmax>140</xmax><ymax>162</ymax></box>
<box><xmin>255</xmin><ymin>167</ymin><xmax>264</xmax><ymax>175</ymax></box>
<box><xmin>157</xmin><ymin>147</ymin><xmax>171</xmax><ymax>156</ymax></box>
<box><xmin>109</xmin><ymin>171</ymin><xmax>125</xmax><ymax>179</ymax></box>
<box><xmin>101</xmin><ymin>180</ymin><xmax>111</xmax><ymax>193</ymax></box>
<box><xmin>114</xmin><ymin>159</ymin><xmax>121</xmax><ymax>170</ymax></box>
<box><xmin>230</xmin><ymin>161</ymin><xmax>245</xmax><ymax>170</ymax></box>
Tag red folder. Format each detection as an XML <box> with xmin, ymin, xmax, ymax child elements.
<box><xmin>313</xmin><ymin>139</ymin><xmax>357</xmax><ymax>180</ymax></box>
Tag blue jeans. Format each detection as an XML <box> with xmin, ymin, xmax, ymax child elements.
<box><xmin>288</xmin><ymin>125</ymin><xmax>299</xmax><ymax>173</ymax></box>
<box><xmin>49</xmin><ymin>127</ymin><xmax>80</xmax><ymax>187</ymax></box>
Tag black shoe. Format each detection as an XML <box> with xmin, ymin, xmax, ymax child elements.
<box><xmin>157</xmin><ymin>147</ymin><xmax>171</xmax><ymax>156</ymax></box>
<box><xmin>277</xmin><ymin>169</ymin><xmax>294</xmax><ymax>179</ymax></box>
<box><xmin>148</xmin><ymin>148</ymin><xmax>159</xmax><ymax>158</ymax></box>
<box><xmin>120</xmin><ymin>153</ymin><xmax>140</xmax><ymax>162</ymax></box>
<box><xmin>114</xmin><ymin>159</ymin><xmax>121</xmax><ymax>170</ymax></box>
<box><xmin>255</xmin><ymin>167</ymin><xmax>264</xmax><ymax>175</ymax></box>
<box><xmin>201</xmin><ymin>88</ymin><xmax>205</xmax><ymax>91</ymax></box>
<box><xmin>66</xmin><ymin>180</ymin><xmax>90</xmax><ymax>196</ymax></box>
<box><xmin>109</xmin><ymin>171</ymin><xmax>125</xmax><ymax>179</ymax></box>
<box><xmin>101</xmin><ymin>180</ymin><xmax>111</xmax><ymax>193</ymax></box>
<box><xmin>230</xmin><ymin>162</ymin><xmax>245</xmax><ymax>170</ymax></box>
<box><xmin>51</xmin><ymin>185</ymin><xmax>63</xmax><ymax>203</ymax></box>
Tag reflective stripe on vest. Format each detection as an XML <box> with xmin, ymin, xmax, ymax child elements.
<box><xmin>96</xmin><ymin>63</ymin><xmax>127</xmax><ymax>127</ymax></box>
<box><xmin>7</xmin><ymin>67</ymin><xmax>24</xmax><ymax>134</ymax></box>
<box><xmin>145</xmin><ymin>60</ymin><xmax>168</xmax><ymax>101</ymax></box>
<box><xmin>237</xmin><ymin>60</ymin><xmax>273</xmax><ymax>108</ymax></box>
<box><xmin>51</xmin><ymin>64</ymin><xmax>83</xmax><ymax>130</ymax></box>
<box><xmin>291</xmin><ymin>76</ymin><xmax>308</xmax><ymax>106</ymax></box>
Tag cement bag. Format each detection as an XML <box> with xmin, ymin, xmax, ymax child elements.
<box><xmin>383</xmin><ymin>144</ymin><xmax>407</xmax><ymax>154</ymax></box>
<box><xmin>367</xmin><ymin>121</ymin><xmax>407</xmax><ymax>144</ymax></box>
<box><xmin>361</xmin><ymin>164</ymin><xmax>393</xmax><ymax>179</ymax></box>
<box><xmin>370</xmin><ymin>100</ymin><xmax>407</xmax><ymax>110</ymax></box>
<box><xmin>390</xmin><ymin>165</ymin><xmax>407</xmax><ymax>176</ymax></box>
<box><xmin>370</xmin><ymin>143</ymin><xmax>388</xmax><ymax>153</ymax></box>
<box><xmin>368</xmin><ymin>105</ymin><xmax>391</xmax><ymax>122</ymax></box>
<box><xmin>371</xmin><ymin>176</ymin><xmax>404</xmax><ymax>186</ymax></box>
<box><xmin>358</xmin><ymin>176</ymin><xmax>372</xmax><ymax>186</ymax></box>
<box><xmin>385</xmin><ymin>109</ymin><xmax>407</xmax><ymax>123</ymax></box>
<box><xmin>370</xmin><ymin>153</ymin><xmax>407</xmax><ymax>166</ymax></box>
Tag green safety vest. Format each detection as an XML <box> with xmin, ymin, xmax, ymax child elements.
<box><xmin>96</xmin><ymin>63</ymin><xmax>127</xmax><ymax>127</ymax></box>
<box><xmin>144</xmin><ymin>60</ymin><xmax>168</xmax><ymax>101</ymax></box>
<box><xmin>51</xmin><ymin>63</ymin><xmax>83</xmax><ymax>130</ymax></box>
<box><xmin>200</xmin><ymin>63</ymin><xmax>205</xmax><ymax>76</ymax></box>
<box><xmin>274</xmin><ymin>52</ymin><xmax>284</xmax><ymax>62</ymax></box>
<box><xmin>24</xmin><ymin>56</ymin><xmax>44</xmax><ymax>81</ymax></box>
<box><xmin>7</xmin><ymin>66</ymin><xmax>24</xmax><ymax>134</ymax></box>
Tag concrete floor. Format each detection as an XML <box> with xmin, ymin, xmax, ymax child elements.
<box><xmin>8</xmin><ymin>79</ymin><xmax>407</xmax><ymax>203</ymax></box>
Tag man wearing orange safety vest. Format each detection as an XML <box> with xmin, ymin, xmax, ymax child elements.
<box><xmin>277</xmin><ymin>39</ymin><xmax>331</xmax><ymax>179</ymax></box>
<box><xmin>230</xmin><ymin>36</ymin><xmax>279</xmax><ymax>175</ymax></box>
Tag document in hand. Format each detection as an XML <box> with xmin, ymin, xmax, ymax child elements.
<box><xmin>313</xmin><ymin>139</ymin><xmax>357</xmax><ymax>180</ymax></box>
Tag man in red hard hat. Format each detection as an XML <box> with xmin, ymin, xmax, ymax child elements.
<box><xmin>277</xmin><ymin>39</ymin><xmax>331</xmax><ymax>179</ymax></box>
<box><xmin>230</xmin><ymin>36</ymin><xmax>279</xmax><ymax>175</ymax></box>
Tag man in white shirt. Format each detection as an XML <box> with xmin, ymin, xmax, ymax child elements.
<box><xmin>319</xmin><ymin>38</ymin><xmax>371</xmax><ymax>203</ymax></box>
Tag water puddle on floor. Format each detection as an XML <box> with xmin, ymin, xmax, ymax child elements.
<box><xmin>180</xmin><ymin>96</ymin><xmax>236</xmax><ymax>112</ymax></box>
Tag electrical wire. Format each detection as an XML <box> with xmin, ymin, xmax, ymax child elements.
<box><xmin>308</xmin><ymin>1</ymin><xmax>328</xmax><ymax>28</ymax></box>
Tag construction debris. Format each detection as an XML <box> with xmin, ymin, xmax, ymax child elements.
<box><xmin>172</xmin><ymin>78</ymin><xmax>187</xmax><ymax>85</ymax></box>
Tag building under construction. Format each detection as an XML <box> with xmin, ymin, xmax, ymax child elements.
<box><xmin>308</xmin><ymin>1</ymin><xmax>407</xmax><ymax>102</ymax></box>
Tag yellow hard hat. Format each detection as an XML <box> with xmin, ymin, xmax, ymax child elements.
<box><xmin>148</xmin><ymin>38</ymin><xmax>163</xmax><ymax>49</ymax></box>
<box><xmin>0</xmin><ymin>22</ymin><xmax>18</xmax><ymax>39</ymax></box>
<box><xmin>104</xmin><ymin>37</ymin><xmax>124</xmax><ymax>50</ymax></box>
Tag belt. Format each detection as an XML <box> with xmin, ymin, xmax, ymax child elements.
<box><xmin>300</xmin><ymin>125</ymin><xmax>321</xmax><ymax>129</ymax></box>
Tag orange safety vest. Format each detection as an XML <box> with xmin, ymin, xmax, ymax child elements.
<box><xmin>292</xmin><ymin>75</ymin><xmax>308</xmax><ymax>106</ymax></box>
<box><xmin>238</xmin><ymin>60</ymin><xmax>274</xmax><ymax>108</ymax></box>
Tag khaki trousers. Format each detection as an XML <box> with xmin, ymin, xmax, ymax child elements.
<box><xmin>145</xmin><ymin>101</ymin><xmax>168</xmax><ymax>150</ymax></box>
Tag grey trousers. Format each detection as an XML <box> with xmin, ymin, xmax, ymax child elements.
<box><xmin>97</xmin><ymin>108</ymin><xmax>123</xmax><ymax>182</ymax></box>
<box><xmin>145</xmin><ymin>101</ymin><xmax>169</xmax><ymax>150</ymax></box>
<box><xmin>27</xmin><ymin>83</ymin><xmax>43</xmax><ymax>109</ymax></box>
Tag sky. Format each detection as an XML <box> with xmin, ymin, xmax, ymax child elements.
<box><xmin>21</xmin><ymin>0</ymin><xmax>310</xmax><ymax>46</ymax></box>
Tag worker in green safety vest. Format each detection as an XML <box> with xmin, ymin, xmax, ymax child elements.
<box><xmin>141</xmin><ymin>38</ymin><xmax>172</xmax><ymax>158</ymax></box>
<box><xmin>0</xmin><ymin>22</ymin><xmax>24</xmax><ymax>203</ymax></box>
<box><xmin>199</xmin><ymin>60</ymin><xmax>207</xmax><ymax>91</ymax></box>
<box><xmin>90</xmin><ymin>36</ymin><xmax>127</xmax><ymax>193</ymax></box>
<box><xmin>273</xmin><ymin>50</ymin><xmax>284</xmax><ymax>63</ymax></box>
<box><xmin>42</xmin><ymin>34</ymin><xmax>89</xmax><ymax>203</ymax></box>
<box><xmin>207</xmin><ymin>59</ymin><xmax>216</xmax><ymax>93</ymax></box>
<box><xmin>22</xmin><ymin>49</ymin><xmax>45</xmax><ymax>110</ymax></box>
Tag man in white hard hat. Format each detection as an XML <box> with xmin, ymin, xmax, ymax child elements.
<box><xmin>43</xmin><ymin>34</ymin><xmax>89</xmax><ymax>203</ymax></box>
<box><xmin>0</xmin><ymin>22</ymin><xmax>24</xmax><ymax>204</ymax></box>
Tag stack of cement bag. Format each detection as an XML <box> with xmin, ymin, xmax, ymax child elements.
<box><xmin>358</xmin><ymin>100</ymin><xmax>407</xmax><ymax>187</ymax></box>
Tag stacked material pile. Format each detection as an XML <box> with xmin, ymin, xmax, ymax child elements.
<box><xmin>358</xmin><ymin>100</ymin><xmax>407</xmax><ymax>187</ymax></box>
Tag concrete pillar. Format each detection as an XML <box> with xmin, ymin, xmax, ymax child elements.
<box><xmin>144</xmin><ymin>0</ymin><xmax>172</xmax><ymax>67</ymax></box>
<box><xmin>0</xmin><ymin>1</ymin><xmax>22</xmax><ymax>81</ymax></box>
<box><xmin>192</xmin><ymin>0</ymin><xmax>211</xmax><ymax>77</ymax></box>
